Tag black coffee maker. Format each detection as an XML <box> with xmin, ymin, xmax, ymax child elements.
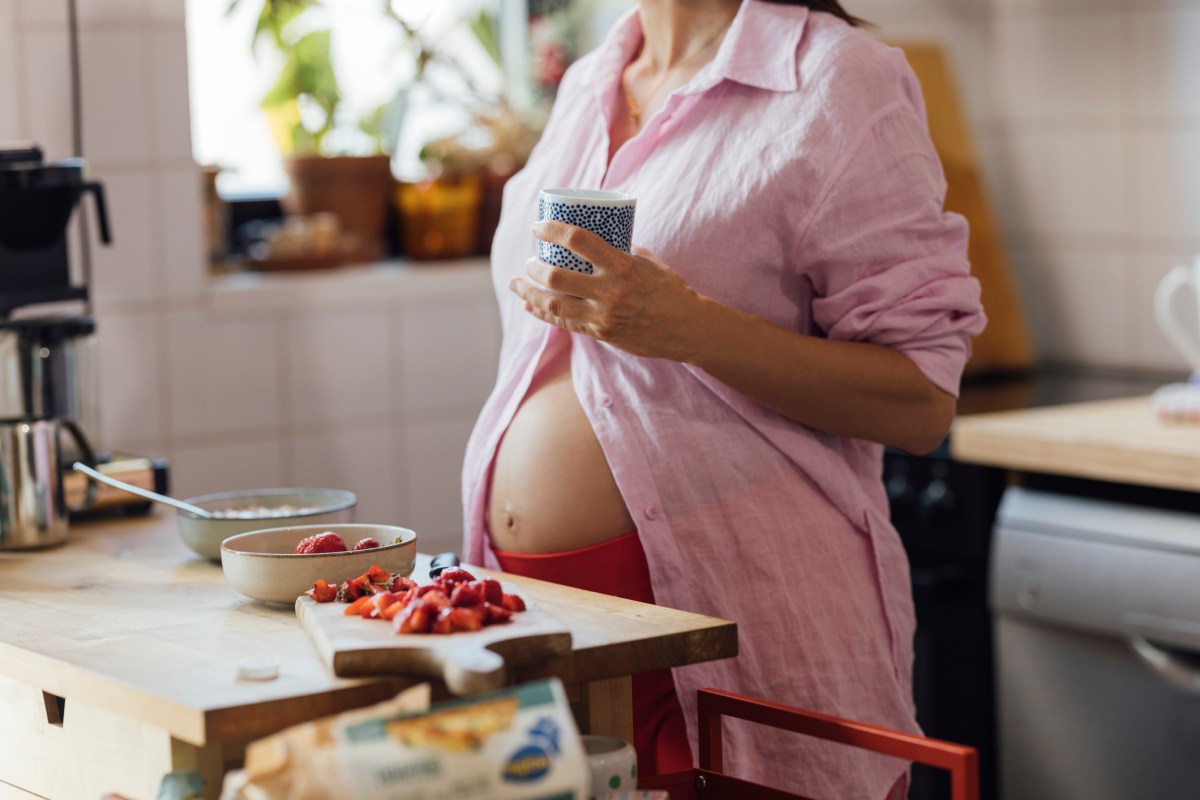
<box><xmin>0</xmin><ymin>143</ymin><xmax>109</xmax><ymax>312</ymax></box>
<box><xmin>0</xmin><ymin>143</ymin><xmax>109</xmax><ymax>454</ymax></box>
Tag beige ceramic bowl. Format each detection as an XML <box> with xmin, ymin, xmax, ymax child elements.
<box><xmin>220</xmin><ymin>523</ymin><xmax>417</xmax><ymax>605</ymax></box>
<box><xmin>177</xmin><ymin>488</ymin><xmax>357</xmax><ymax>561</ymax></box>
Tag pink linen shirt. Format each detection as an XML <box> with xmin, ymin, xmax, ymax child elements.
<box><xmin>462</xmin><ymin>2</ymin><xmax>986</xmax><ymax>797</ymax></box>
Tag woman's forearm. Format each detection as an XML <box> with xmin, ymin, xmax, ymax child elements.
<box><xmin>683</xmin><ymin>294</ymin><xmax>957</xmax><ymax>454</ymax></box>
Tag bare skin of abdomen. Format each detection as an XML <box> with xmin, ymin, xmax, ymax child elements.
<box><xmin>487</xmin><ymin>333</ymin><xmax>636</xmax><ymax>554</ymax></box>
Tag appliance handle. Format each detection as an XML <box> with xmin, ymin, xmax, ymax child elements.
<box><xmin>82</xmin><ymin>181</ymin><xmax>111</xmax><ymax>244</ymax></box>
<box><xmin>1154</xmin><ymin>264</ymin><xmax>1200</xmax><ymax>370</ymax></box>
<box><xmin>1128</xmin><ymin>635</ymin><xmax>1200</xmax><ymax>694</ymax></box>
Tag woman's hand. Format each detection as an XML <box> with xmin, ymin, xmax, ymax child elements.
<box><xmin>514</xmin><ymin>220</ymin><xmax>955</xmax><ymax>453</ymax></box>
<box><xmin>510</xmin><ymin>220</ymin><xmax>703</xmax><ymax>361</ymax></box>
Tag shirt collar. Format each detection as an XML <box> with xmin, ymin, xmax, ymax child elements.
<box><xmin>586</xmin><ymin>0</ymin><xmax>807</xmax><ymax>98</ymax></box>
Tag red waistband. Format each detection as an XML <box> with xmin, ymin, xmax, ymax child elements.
<box><xmin>491</xmin><ymin>531</ymin><xmax>656</xmax><ymax>605</ymax></box>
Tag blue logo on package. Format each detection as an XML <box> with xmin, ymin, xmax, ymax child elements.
<box><xmin>502</xmin><ymin>716</ymin><xmax>562</xmax><ymax>783</ymax></box>
<box><xmin>538</xmin><ymin>195</ymin><xmax>635</xmax><ymax>274</ymax></box>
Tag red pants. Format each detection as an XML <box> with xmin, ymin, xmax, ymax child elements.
<box><xmin>494</xmin><ymin>534</ymin><xmax>911</xmax><ymax>798</ymax></box>
<box><xmin>492</xmin><ymin>532</ymin><xmax>694</xmax><ymax>777</ymax></box>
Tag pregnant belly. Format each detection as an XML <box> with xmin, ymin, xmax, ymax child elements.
<box><xmin>487</xmin><ymin>336</ymin><xmax>635</xmax><ymax>554</ymax></box>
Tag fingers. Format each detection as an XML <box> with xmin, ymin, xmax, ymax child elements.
<box><xmin>525</xmin><ymin>257</ymin><xmax>594</xmax><ymax>298</ymax></box>
<box><xmin>532</xmin><ymin>220</ymin><xmax>620</xmax><ymax>269</ymax></box>
<box><xmin>509</xmin><ymin>277</ymin><xmax>590</xmax><ymax>324</ymax></box>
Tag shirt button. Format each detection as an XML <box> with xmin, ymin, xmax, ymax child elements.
<box><xmin>599</xmin><ymin>395</ymin><xmax>613</xmax><ymax>408</ymax></box>
<box><xmin>644</xmin><ymin>505</ymin><xmax>660</xmax><ymax>521</ymax></box>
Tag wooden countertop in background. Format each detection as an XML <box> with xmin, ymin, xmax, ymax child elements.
<box><xmin>951</xmin><ymin>395</ymin><xmax>1200</xmax><ymax>492</ymax></box>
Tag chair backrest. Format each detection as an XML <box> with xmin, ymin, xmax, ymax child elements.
<box><xmin>697</xmin><ymin>688</ymin><xmax>979</xmax><ymax>800</ymax></box>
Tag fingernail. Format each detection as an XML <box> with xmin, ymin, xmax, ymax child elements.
<box><xmin>531</xmin><ymin>221</ymin><xmax>547</xmax><ymax>234</ymax></box>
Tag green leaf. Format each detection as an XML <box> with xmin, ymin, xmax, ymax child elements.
<box><xmin>469</xmin><ymin>10</ymin><xmax>502</xmax><ymax>68</ymax></box>
<box><xmin>245</xmin><ymin>0</ymin><xmax>321</xmax><ymax>54</ymax></box>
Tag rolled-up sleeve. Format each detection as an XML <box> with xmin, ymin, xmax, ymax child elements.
<box><xmin>802</xmin><ymin>103</ymin><xmax>986</xmax><ymax>397</ymax></box>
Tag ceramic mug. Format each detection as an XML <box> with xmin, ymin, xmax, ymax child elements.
<box><xmin>581</xmin><ymin>734</ymin><xmax>637</xmax><ymax>799</ymax></box>
<box><xmin>537</xmin><ymin>189</ymin><xmax>636</xmax><ymax>274</ymax></box>
<box><xmin>1154</xmin><ymin>256</ymin><xmax>1200</xmax><ymax>371</ymax></box>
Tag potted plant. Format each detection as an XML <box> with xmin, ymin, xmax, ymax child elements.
<box><xmin>231</xmin><ymin>0</ymin><xmax>395</xmax><ymax>261</ymax></box>
<box><xmin>385</xmin><ymin>8</ymin><xmax>541</xmax><ymax>259</ymax></box>
<box><xmin>229</xmin><ymin>0</ymin><xmax>541</xmax><ymax>263</ymax></box>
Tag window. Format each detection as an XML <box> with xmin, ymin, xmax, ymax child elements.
<box><xmin>185</xmin><ymin>0</ymin><xmax>509</xmax><ymax>198</ymax></box>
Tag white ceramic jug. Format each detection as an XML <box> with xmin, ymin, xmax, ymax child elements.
<box><xmin>1154</xmin><ymin>255</ymin><xmax>1200</xmax><ymax>371</ymax></box>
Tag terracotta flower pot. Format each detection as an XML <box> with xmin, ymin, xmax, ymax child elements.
<box><xmin>282</xmin><ymin>154</ymin><xmax>394</xmax><ymax>258</ymax></box>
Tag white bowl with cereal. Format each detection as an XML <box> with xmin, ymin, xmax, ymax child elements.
<box><xmin>176</xmin><ymin>488</ymin><xmax>357</xmax><ymax>561</ymax></box>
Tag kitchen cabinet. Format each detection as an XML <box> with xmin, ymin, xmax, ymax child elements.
<box><xmin>0</xmin><ymin>513</ymin><xmax>736</xmax><ymax>800</ymax></box>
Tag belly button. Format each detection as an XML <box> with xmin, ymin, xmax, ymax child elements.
<box><xmin>504</xmin><ymin>511</ymin><xmax>516</xmax><ymax>530</ymax></box>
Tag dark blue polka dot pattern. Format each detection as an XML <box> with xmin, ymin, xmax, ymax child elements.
<box><xmin>537</xmin><ymin>196</ymin><xmax>636</xmax><ymax>274</ymax></box>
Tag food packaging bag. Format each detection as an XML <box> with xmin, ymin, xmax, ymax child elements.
<box><xmin>221</xmin><ymin>678</ymin><xmax>588</xmax><ymax>800</ymax></box>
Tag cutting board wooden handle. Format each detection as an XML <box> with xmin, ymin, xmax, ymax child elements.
<box><xmin>437</xmin><ymin>648</ymin><xmax>507</xmax><ymax>696</ymax></box>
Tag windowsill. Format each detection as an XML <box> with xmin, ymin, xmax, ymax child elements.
<box><xmin>206</xmin><ymin>256</ymin><xmax>493</xmax><ymax>312</ymax></box>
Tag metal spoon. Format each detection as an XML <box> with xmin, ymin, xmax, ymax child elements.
<box><xmin>72</xmin><ymin>462</ymin><xmax>213</xmax><ymax>518</ymax></box>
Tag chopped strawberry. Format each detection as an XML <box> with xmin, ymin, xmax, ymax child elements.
<box><xmin>448</xmin><ymin>607</ymin><xmax>484</xmax><ymax>632</ymax></box>
<box><xmin>420</xmin><ymin>589</ymin><xmax>450</xmax><ymax>611</ymax></box>
<box><xmin>359</xmin><ymin>592</ymin><xmax>396</xmax><ymax>620</ymax></box>
<box><xmin>436</xmin><ymin>568</ymin><xmax>476</xmax><ymax>589</ymax></box>
<box><xmin>479</xmin><ymin>578</ymin><xmax>504</xmax><ymax>606</ymax></box>
<box><xmin>450</xmin><ymin>584</ymin><xmax>484</xmax><ymax>608</ymax></box>
<box><xmin>364</xmin><ymin>564</ymin><xmax>392</xmax><ymax>587</ymax></box>
<box><xmin>500</xmin><ymin>593</ymin><xmax>526</xmax><ymax>613</ymax></box>
<box><xmin>338</xmin><ymin>576</ymin><xmax>367</xmax><ymax>602</ymax></box>
<box><xmin>380</xmin><ymin>598</ymin><xmax>407</xmax><ymax>621</ymax></box>
<box><xmin>390</xmin><ymin>587</ymin><xmax>416</xmax><ymax>609</ymax></box>
<box><xmin>344</xmin><ymin>596</ymin><xmax>370</xmax><ymax>616</ymax></box>
<box><xmin>333</xmin><ymin>566</ymin><xmax>522</xmax><ymax>634</ymax></box>
<box><xmin>484</xmin><ymin>602</ymin><xmax>513</xmax><ymax>624</ymax></box>
<box><xmin>353</xmin><ymin>537</ymin><xmax>382</xmax><ymax>551</ymax></box>
<box><xmin>390</xmin><ymin>575</ymin><xmax>418</xmax><ymax>593</ymax></box>
<box><xmin>305</xmin><ymin>579</ymin><xmax>338</xmax><ymax>603</ymax></box>
<box><xmin>395</xmin><ymin>603</ymin><xmax>434</xmax><ymax>634</ymax></box>
<box><xmin>295</xmin><ymin>532</ymin><xmax>347</xmax><ymax>555</ymax></box>
<box><xmin>432</xmin><ymin>607</ymin><xmax>456</xmax><ymax>634</ymax></box>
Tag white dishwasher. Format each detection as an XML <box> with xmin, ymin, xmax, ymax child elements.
<box><xmin>991</xmin><ymin>487</ymin><xmax>1200</xmax><ymax>800</ymax></box>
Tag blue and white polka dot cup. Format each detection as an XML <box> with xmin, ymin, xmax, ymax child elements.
<box><xmin>537</xmin><ymin>188</ymin><xmax>637</xmax><ymax>274</ymax></box>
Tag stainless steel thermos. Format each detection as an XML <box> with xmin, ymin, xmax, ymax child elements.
<box><xmin>0</xmin><ymin>417</ymin><xmax>95</xmax><ymax>549</ymax></box>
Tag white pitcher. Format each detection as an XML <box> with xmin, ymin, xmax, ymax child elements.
<box><xmin>1154</xmin><ymin>255</ymin><xmax>1200</xmax><ymax>371</ymax></box>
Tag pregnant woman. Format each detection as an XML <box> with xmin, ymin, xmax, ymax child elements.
<box><xmin>461</xmin><ymin>0</ymin><xmax>986</xmax><ymax>797</ymax></box>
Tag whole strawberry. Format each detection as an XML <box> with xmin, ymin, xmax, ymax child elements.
<box><xmin>353</xmin><ymin>537</ymin><xmax>381</xmax><ymax>551</ymax></box>
<box><xmin>294</xmin><ymin>532</ymin><xmax>347</xmax><ymax>554</ymax></box>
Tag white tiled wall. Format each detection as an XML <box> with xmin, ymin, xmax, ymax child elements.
<box><xmin>855</xmin><ymin>0</ymin><xmax>1200</xmax><ymax>373</ymax></box>
<box><xmin>5</xmin><ymin>0</ymin><xmax>1198</xmax><ymax>544</ymax></box>
<box><xmin>4</xmin><ymin>0</ymin><xmax>500</xmax><ymax>551</ymax></box>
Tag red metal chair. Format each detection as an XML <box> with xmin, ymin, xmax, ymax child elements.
<box><xmin>640</xmin><ymin>688</ymin><xmax>979</xmax><ymax>800</ymax></box>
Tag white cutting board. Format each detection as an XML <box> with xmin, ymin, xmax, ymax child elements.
<box><xmin>296</xmin><ymin>596</ymin><xmax>572</xmax><ymax>695</ymax></box>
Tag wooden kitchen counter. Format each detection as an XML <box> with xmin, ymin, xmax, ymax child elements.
<box><xmin>0</xmin><ymin>513</ymin><xmax>736</xmax><ymax>800</ymax></box>
<box><xmin>951</xmin><ymin>395</ymin><xmax>1200</xmax><ymax>491</ymax></box>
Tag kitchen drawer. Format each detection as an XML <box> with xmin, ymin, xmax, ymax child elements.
<box><xmin>0</xmin><ymin>672</ymin><xmax>210</xmax><ymax>800</ymax></box>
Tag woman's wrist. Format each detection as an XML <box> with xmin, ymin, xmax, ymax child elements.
<box><xmin>680</xmin><ymin>293</ymin><xmax>743</xmax><ymax>370</ymax></box>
